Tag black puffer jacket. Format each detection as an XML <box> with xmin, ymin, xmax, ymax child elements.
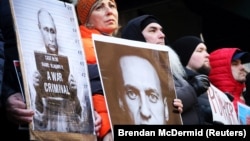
<box><xmin>0</xmin><ymin>32</ymin><xmax>4</xmax><ymax>106</ymax></box>
<box><xmin>0</xmin><ymin>0</ymin><xmax>29</xmax><ymax>140</ymax></box>
<box><xmin>185</xmin><ymin>68</ymin><xmax>213</xmax><ymax>125</ymax></box>
<box><xmin>244</xmin><ymin>73</ymin><xmax>250</xmax><ymax>106</ymax></box>
<box><xmin>0</xmin><ymin>0</ymin><xmax>20</xmax><ymax>107</ymax></box>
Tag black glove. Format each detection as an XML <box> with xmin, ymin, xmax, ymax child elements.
<box><xmin>190</xmin><ymin>74</ymin><xmax>210</xmax><ymax>96</ymax></box>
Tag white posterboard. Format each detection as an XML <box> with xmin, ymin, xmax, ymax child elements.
<box><xmin>9</xmin><ymin>0</ymin><xmax>96</xmax><ymax>140</ymax></box>
<box><xmin>92</xmin><ymin>34</ymin><xmax>183</xmax><ymax>135</ymax></box>
<box><xmin>207</xmin><ymin>84</ymin><xmax>239</xmax><ymax>124</ymax></box>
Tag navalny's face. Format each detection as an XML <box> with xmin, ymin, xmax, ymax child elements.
<box><xmin>119</xmin><ymin>56</ymin><xmax>166</xmax><ymax>125</ymax></box>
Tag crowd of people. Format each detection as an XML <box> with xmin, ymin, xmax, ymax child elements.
<box><xmin>1</xmin><ymin>0</ymin><xmax>250</xmax><ymax>140</ymax></box>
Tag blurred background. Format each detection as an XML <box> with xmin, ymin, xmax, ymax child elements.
<box><xmin>116</xmin><ymin>0</ymin><xmax>250</xmax><ymax>53</ymax></box>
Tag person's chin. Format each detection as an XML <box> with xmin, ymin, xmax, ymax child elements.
<box><xmin>158</xmin><ymin>42</ymin><xmax>165</xmax><ymax>45</ymax></box>
<box><xmin>137</xmin><ymin>121</ymin><xmax>152</xmax><ymax>125</ymax></box>
<box><xmin>48</xmin><ymin>48</ymin><xmax>57</xmax><ymax>53</ymax></box>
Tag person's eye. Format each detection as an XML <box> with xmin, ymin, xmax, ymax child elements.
<box><xmin>50</xmin><ymin>29</ymin><xmax>56</xmax><ymax>34</ymax></box>
<box><xmin>149</xmin><ymin>29</ymin><xmax>156</xmax><ymax>33</ymax></box>
<box><xmin>96</xmin><ymin>6</ymin><xmax>101</xmax><ymax>10</ymax></box>
<box><xmin>43</xmin><ymin>27</ymin><xmax>49</xmax><ymax>32</ymax></box>
<box><xmin>147</xmin><ymin>92</ymin><xmax>159</xmax><ymax>103</ymax></box>
<box><xmin>95</xmin><ymin>4</ymin><xmax>104</xmax><ymax>10</ymax></box>
<box><xmin>109</xmin><ymin>3</ymin><xmax>116</xmax><ymax>8</ymax></box>
<box><xmin>94</xmin><ymin>5</ymin><xmax>101</xmax><ymax>10</ymax></box>
<box><xmin>231</xmin><ymin>61</ymin><xmax>239</xmax><ymax>66</ymax></box>
<box><xmin>126</xmin><ymin>89</ymin><xmax>138</xmax><ymax>100</ymax></box>
<box><xmin>196</xmin><ymin>50</ymin><xmax>202</xmax><ymax>53</ymax></box>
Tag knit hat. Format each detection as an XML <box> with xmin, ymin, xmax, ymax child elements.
<box><xmin>77</xmin><ymin>0</ymin><xmax>97</xmax><ymax>24</ymax></box>
<box><xmin>121</xmin><ymin>15</ymin><xmax>169</xmax><ymax>44</ymax></box>
<box><xmin>141</xmin><ymin>17</ymin><xmax>160</xmax><ymax>32</ymax></box>
<box><xmin>171</xmin><ymin>36</ymin><xmax>203</xmax><ymax>66</ymax></box>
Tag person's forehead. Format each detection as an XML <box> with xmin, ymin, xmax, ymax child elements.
<box><xmin>119</xmin><ymin>56</ymin><xmax>159</xmax><ymax>80</ymax></box>
<box><xmin>195</xmin><ymin>43</ymin><xmax>206</xmax><ymax>50</ymax></box>
<box><xmin>145</xmin><ymin>23</ymin><xmax>162</xmax><ymax>29</ymax></box>
<box><xmin>120</xmin><ymin>56</ymin><xmax>151</xmax><ymax>68</ymax></box>
<box><xmin>39</xmin><ymin>12</ymin><xmax>54</xmax><ymax>25</ymax></box>
<box><xmin>93</xmin><ymin>0</ymin><xmax>116</xmax><ymax>8</ymax></box>
<box><xmin>120</xmin><ymin>56</ymin><xmax>162</xmax><ymax>92</ymax></box>
<box><xmin>231</xmin><ymin>59</ymin><xmax>242</xmax><ymax>64</ymax></box>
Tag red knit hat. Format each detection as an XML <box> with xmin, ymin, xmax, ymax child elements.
<box><xmin>77</xmin><ymin>0</ymin><xmax>97</xmax><ymax>25</ymax></box>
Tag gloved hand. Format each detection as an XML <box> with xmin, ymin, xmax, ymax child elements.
<box><xmin>190</xmin><ymin>74</ymin><xmax>210</xmax><ymax>96</ymax></box>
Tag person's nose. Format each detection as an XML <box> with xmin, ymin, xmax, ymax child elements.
<box><xmin>240</xmin><ymin>63</ymin><xmax>246</xmax><ymax>70</ymax></box>
<box><xmin>139</xmin><ymin>95</ymin><xmax>151</xmax><ymax>119</ymax></box>
<box><xmin>159</xmin><ymin>31</ymin><xmax>165</xmax><ymax>38</ymax></box>
<box><xmin>105</xmin><ymin>6</ymin><xmax>113</xmax><ymax>15</ymax></box>
<box><xmin>48</xmin><ymin>33</ymin><xmax>54</xmax><ymax>42</ymax></box>
<box><xmin>205</xmin><ymin>51</ymin><xmax>210</xmax><ymax>57</ymax></box>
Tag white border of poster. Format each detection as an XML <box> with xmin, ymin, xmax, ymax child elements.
<box><xmin>9</xmin><ymin>0</ymin><xmax>96</xmax><ymax>140</ymax></box>
<box><xmin>92</xmin><ymin>34</ymin><xmax>183</xmax><ymax>135</ymax></box>
<box><xmin>207</xmin><ymin>84</ymin><xmax>239</xmax><ymax>124</ymax></box>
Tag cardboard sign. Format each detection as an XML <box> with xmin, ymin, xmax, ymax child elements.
<box><xmin>92</xmin><ymin>34</ymin><xmax>182</xmax><ymax>134</ymax></box>
<box><xmin>9</xmin><ymin>0</ymin><xmax>95</xmax><ymax>140</ymax></box>
<box><xmin>207</xmin><ymin>84</ymin><xmax>239</xmax><ymax>124</ymax></box>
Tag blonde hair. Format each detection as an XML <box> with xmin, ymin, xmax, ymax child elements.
<box><xmin>85</xmin><ymin>0</ymin><xmax>101</xmax><ymax>27</ymax></box>
<box><xmin>85</xmin><ymin>0</ymin><xmax>120</xmax><ymax>36</ymax></box>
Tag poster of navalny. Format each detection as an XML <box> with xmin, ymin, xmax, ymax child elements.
<box><xmin>92</xmin><ymin>34</ymin><xmax>183</xmax><ymax>134</ymax></box>
<box><xmin>9</xmin><ymin>0</ymin><xmax>96</xmax><ymax>140</ymax></box>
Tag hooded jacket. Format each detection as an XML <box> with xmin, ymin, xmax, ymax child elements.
<box><xmin>121</xmin><ymin>15</ymin><xmax>169</xmax><ymax>45</ymax></box>
<box><xmin>121</xmin><ymin>15</ymin><xmax>185</xmax><ymax>80</ymax></box>
<box><xmin>209</xmin><ymin>48</ymin><xmax>245</xmax><ymax>113</ymax></box>
<box><xmin>121</xmin><ymin>15</ymin><xmax>149</xmax><ymax>42</ymax></box>
<box><xmin>121</xmin><ymin>15</ymin><xmax>202</xmax><ymax>124</ymax></box>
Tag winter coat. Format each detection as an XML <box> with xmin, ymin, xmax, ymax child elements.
<box><xmin>79</xmin><ymin>25</ymin><xmax>111</xmax><ymax>138</ymax></box>
<box><xmin>0</xmin><ymin>38</ymin><xmax>4</xmax><ymax>105</ymax></box>
<box><xmin>185</xmin><ymin>68</ymin><xmax>213</xmax><ymax>125</ymax></box>
<box><xmin>79</xmin><ymin>26</ymin><xmax>100</xmax><ymax>64</ymax></box>
<box><xmin>174</xmin><ymin>75</ymin><xmax>202</xmax><ymax>124</ymax></box>
<box><xmin>0</xmin><ymin>0</ymin><xmax>29</xmax><ymax>140</ymax></box>
<box><xmin>0</xmin><ymin>0</ymin><xmax>21</xmax><ymax>105</ymax></box>
<box><xmin>209</xmin><ymin>48</ymin><xmax>245</xmax><ymax>113</ymax></box>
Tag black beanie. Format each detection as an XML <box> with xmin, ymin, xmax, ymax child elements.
<box><xmin>141</xmin><ymin>17</ymin><xmax>159</xmax><ymax>31</ymax></box>
<box><xmin>171</xmin><ymin>36</ymin><xmax>203</xmax><ymax>66</ymax></box>
<box><xmin>121</xmin><ymin>15</ymin><xmax>169</xmax><ymax>45</ymax></box>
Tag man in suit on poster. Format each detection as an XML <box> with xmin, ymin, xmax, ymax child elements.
<box><xmin>32</xmin><ymin>8</ymin><xmax>85</xmax><ymax>133</ymax></box>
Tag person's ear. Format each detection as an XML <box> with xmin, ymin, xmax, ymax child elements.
<box><xmin>164</xmin><ymin>97</ymin><xmax>169</xmax><ymax>121</ymax></box>
<box><xmin>119</xmin><ymin>98</ymin><xmax>125</xmax><ymax>111</ymax></box>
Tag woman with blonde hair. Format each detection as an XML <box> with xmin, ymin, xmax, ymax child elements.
<box><xmin>76</xmin><ymin>0</ymin><xmax>118</xmax><ymax>140</ymax></box>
